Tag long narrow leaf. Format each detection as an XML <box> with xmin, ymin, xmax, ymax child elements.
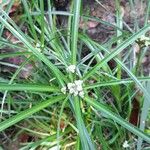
<box><xmin>74</xmin><ymin>96</ymin><xmax>95</xmax><ymax>150</ymax></box>
<box><xmin>137</xmin><ymin>83</ymin><xmax>150</xmax><ymax>149</ymax></box>
<box><xmin>0</xmin><ymin>13</ymin><xmax>67</xmax><ymax>86</ymax></box>
<box><xmin>0</xmin><ymin>95</ymin><xmax>65</xmax><ymax>131</ymax></box>
<box><xmin>83</xmin><ymin>25</ymin><xmax>150</xmax><ymax>80</ymax></box>
<box><xmin>85</xmin><ymin>77</ymin><xmax>150</xmax><ymax>90</ymax></box>
<box><xmin>0</xmin><ymin>83</ymin><xmax>60</xmax><ymax>92</ymax></box>
<box><xmin>84</xmin><ymin>96</ymin><xmax>150</xmax><ymax>143</ymax></box>
<box><xmin>71</xmin><ymin>0</ymin><xmax>81</xmax><ymax>64</ymax></box>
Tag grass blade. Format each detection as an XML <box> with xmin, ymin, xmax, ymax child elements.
<box><xmin>137</xmin><ymin>83</ymin><xmax>150</xmax><ymax>150</ymax></box>
<box><xmin>0</xmin><ymin>95</ymin><xmax>65</xmax><ymax>132</ymax></box>
<box><xmin>85</xmin><ymin>77</ymin><xmax>150</xmax><ymax>89</ymax></box>
<box><xmin>74</xmin><ymin>96</ymin><xmax>95</xmax><ymax>150</ymax></box>
<box><xmin>83</xmin><ymin>25</ymin><xmax>150</xmax><ymax>80</ymax></box>
<box><xmin>84</xmin><ymin>96</ymin><xmax>150</xmax><ymax>143</ymax></box>
<box><xmin>0</xmin><ymin>83</ymin><xmax>60</xmax><ymax>92</ymax></box>
<box><xmin>71</xmin><ymin>0</ymin><xmax>81</xmax><ymax>64</ymax></box>
<box><xmin>21</xmin><ymin>0</ymin><xmax>38</xmax><ymax>42</ymax></box>
<box><xmin>0</xmin><ymin>13</ymin><xmax>67</xmax><ymax>85</ymax></box>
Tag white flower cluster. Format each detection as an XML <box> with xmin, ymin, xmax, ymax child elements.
<box><xmin>61</xmin><ymin>80</ymin><xmax>84</xmax><ymax>98</ymax></box>
<box><xmin>66</xmin><ymin>65</ymin><xmax>76</xmax><ymax>73</ymax></box>
<box><xmin>35</xmin><ymin>43</ymin><xmax>42</xmax><ymax>52</ymax></box>
<box><xmin>122</xmin><ymin>141</ymin><xmax>130</xmax><ymax>148</ymax></box>
<box><xmin>140</xmin><ymin>35</ymin><xmax>150</xmax><ymax>47</ymax></box>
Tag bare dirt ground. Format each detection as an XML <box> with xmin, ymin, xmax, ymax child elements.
<box><xmin>79</xmin><ymin>0</ymin><xmax>150</xmax><ymax>75</ymax></box>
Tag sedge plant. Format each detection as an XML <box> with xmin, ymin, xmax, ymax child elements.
<box><xmin>0</xmin><ymin>0</ymin><xmax>150</xmax><ymax>149</ymax></box>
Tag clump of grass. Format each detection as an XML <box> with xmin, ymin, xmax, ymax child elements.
<box><xmin>0</xmin><ymin>0</ymin><xmax>150</xmax><ymax>149</ymax></box>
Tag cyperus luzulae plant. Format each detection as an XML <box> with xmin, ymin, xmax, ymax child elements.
<box><xmin>0</xmin><ymin>0</ymin><xmax>150</xmax><ymax>149</ymax></box>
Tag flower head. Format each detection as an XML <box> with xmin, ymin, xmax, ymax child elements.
<box><xmin>74</xmin><ymin>80</ymin><xmax>83</xmax><ymax>86</ymax></box>
<box><xmin>145</xmin><ymin>41</ymin><xmax>150</xmax><ymax>47</ymax></box>
<box><xmin>73</xmin><ymin>90</ymin><xmax>78</xmax><ymax>96</ymax></box>
<box><xmin>140</xmin><ymin>35</ymin><xmax>150</xmax><ymax>47</ymax></box>
<box><xmin>61</xmin><ymin>86</ymin><xmax>66</xmax><ymax>94</ymax></box>
<box><xmin>66</xmin><ymin>65</ymin><xmax>76</xmax><ymax>73</ymax></box>
<box><xmin>67</xmin><ymin>83</ymin><xmax>74</xmax><ymax>88</ymax></box>
<box><xmin>123</xmin><ymin>141</ymin><xmax>130</xmax><ymax>148</ymax></box>
<box><xmin>75</xmin><ymin>80</ymin><xmax>83</xmax><ymax>91</ymax></box>
<box><xmin>35</xmin><ymin>43</ymin><xmax>42</xmax><ymax>52</ymax></box>
<box><xmin>140</xmin><ymin>35</ymin><xmax>149</xmax><ymax>41</ymax></box>
<box><xmin>67</xmin><ymin>82</ymin><xmax>75</xmax><ymax>94</ymax></box>
<box><xmin>79</xmin><ymin>91</ymin><xmax>84</xmax><ymax>98</ymax></box>
<box><xmin>67</xmin><ymin>80</ymin><xmax>84</xmax><ymax>98</ymax></box>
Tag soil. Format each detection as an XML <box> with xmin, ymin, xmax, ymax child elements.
<box><xmin>79</xmin><ymin>0</ymin><xmax>149</xmax><ymax>75</ymax></box>
<box><xmin>80</xmin><ymin>0</ymin><xmax>146</xmax><ymax>39</ymax></box>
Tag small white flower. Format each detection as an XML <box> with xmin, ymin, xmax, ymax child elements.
<box><xmin>79</xmin><ymin>91</ymin><xmax>84</xmax><ymax>98</ymax></box>
<box><xmin>67</xmin><ymin>83</ymin><xmax>75</xmax><ymax>89</ymax></box>
<box><xmin>140</xmin><ymin>35</ymin><xmax>149</xmax><ymax>41</ymax></box>
<box><xmin>140</xmin><ymin>35</ymin><xmax>150</xmax><ymax>47</ymax></box>
<box><xmin>37</xmin><ymin>48</ymin><xmax>42</xmax><ymax>52</ymax></box>
<box><xmin>140</xmin><ymin>35</ymin><xmax>145</xmax><ymax>41</ymax></box>
<box><xmin>35</xmin><ymin>43</ymin><xmax>42</xmax><ymax>52</ymax></box>
<box><xmin>75</xmin><ymin>80</ymin><xmax>83</xmax><ymax>91</ymax></box>
<box><xmin>67</xmin><ymin>80</ymin><xmax>84</xmax><ymax>98</ymax></box>
<box><xmin>66</xmin><ymin>65</ymin><xmax>76</xmax><ymax>73</ymax></box>
<box><xmin>69</xmin><ymin>87</ymin><xmax>75</xmax><ymax>94</ymax></box>
<box><xmin>123</xmin><ymin>141</ymin><xmax>130</xmax><ymax>148</ymax></box>
<box><xmin>61</xmin><ymin>86</ymin><xmax>66</xmax><ymax>94</ymax></box>
<box><xmin>76</xmin><ymin>85</ymin><xmax>83</xmax><ymax>91</ymax></box>
<box><xmin>67</xmin><ymin>83</ymin><xmax>75</xmax><ymax>94</ymax></box>
<box><xmin>49</xmin><ymin>145</ymin><xmax>60</xmax><ymax>150</ymax></box>
<box><xmin>73</xmin><ymin>90</ymin><xmax>78</xmax><ymax>96</ymax></box>
<box><xmin>36</xmin><ymin>43</ymin><xmax>41</xmax><ymax>48</ymax></box>
<box><xmin>74</xmin><ymin>80</ymin><xmax>83</xmax><ymax>86</ymax></box>
<box><xmin>145</xmin><ymin>41</ymin><xmax>150</xmax><ymax>47</ymax></box>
